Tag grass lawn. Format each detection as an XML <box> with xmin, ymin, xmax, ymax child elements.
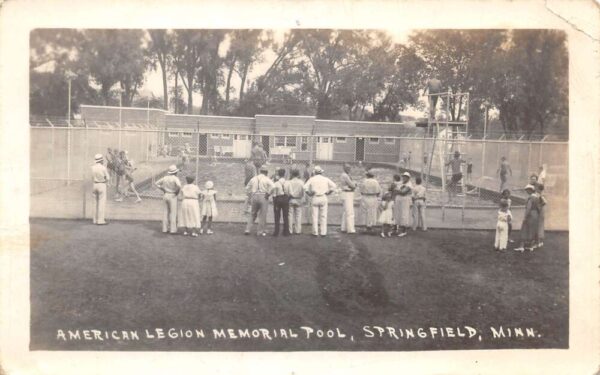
<box><xmin>30</xmin><ymin>218</ymin><xmax>568</xmax><ymax>351</ymax></box>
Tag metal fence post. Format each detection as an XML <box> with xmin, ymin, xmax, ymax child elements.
<box><xmin>67</xmin><ymin>125</ymin><xmax>71</xmax><ymax>186</ymax></box>
<box><xmin>82</xmin><ymin>126</ymin><xmax>88</xmax><ymax>219</ymax></box>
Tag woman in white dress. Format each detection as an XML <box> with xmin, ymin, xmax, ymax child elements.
<box><xmin>179</xmin><ymin>176</ymin><xmax>201</xmax><ymax>236</ymax></box>
<box><xmin>392</xmin><ymin>172</ymin><xmax>413</xmax><ymax>237</ymax></box>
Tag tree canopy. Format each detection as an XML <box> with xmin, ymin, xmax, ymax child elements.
<box><xmin>30</xmin><ymin>28</ymin><xmax>568</xmax><ymax>136</ymax></box>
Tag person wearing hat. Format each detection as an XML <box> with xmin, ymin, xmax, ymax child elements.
<box><xmin>392</xmin><ymin>172</ymin><xmax>413</xmax><ymax>237</ymax></box>
<box><xmin>155</xmin><ymin>165</ymin><xmax>182</xmax><ymax>234</ymax></box>
<box><xmin>245</xmin><ymin>165</ymin><xmax>274</xmax><ymax>236</ymax></box>
<box><xmin>514</xmin><ymin>184</ymin><xmax>541</xmax><ymax>252</ymax></box>
<box><xmin>200</xmin><ymin>180</ymin><xmax>218</xmax><ymax>235</ymax></box>
<box><xmin>303</xmin><ymin>166</ymin><xmax>337</xmax><ymax>237</ymax></box>
<box><xmin>360</xmin><ymin>171</ymin><xmax>381</xmax><ymax>233</ymax></box>
<box><xmin>445</xmin><ymin>150</ymin><xmax>466</xmax><ymax>202</ymax></box>
<box><xmin>91</xmin><ymin>154</ymin><xmax>110</xmax><ymax>225</ymax></box>
<box><xmin>339</xmin><ymin>163</ymin><xmax>357</xmax><ymax>234</ymax></box>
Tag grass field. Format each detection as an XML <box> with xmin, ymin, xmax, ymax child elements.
<box><xmin>30</xmin><ymin>218</ymin><xmax>568</xmax><ymax>351</ymax></box>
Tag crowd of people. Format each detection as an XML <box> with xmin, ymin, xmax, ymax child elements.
<box><xmin>104</xmin><ymin>148</ymin><xmax>142</xmax><ymax>203</ymax></box>
<box><xmin>90</xmin><ymin>142</ymin><xmax>548</xmax><ymax>250</ymax></box>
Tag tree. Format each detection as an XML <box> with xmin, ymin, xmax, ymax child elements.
<box><xmin>147</xmin><ymin>29</ymin><xmax>173</xmax><ymax>110</ymax></box>
<box><xmin>81</xmin><ymin>30</ymin><xmax>147</xmax><ymax>106</ymax></box>
<box><xmin>29</xmin><ymin>29</ymin><xmax>99</xmax><ymax>116</ymax></box>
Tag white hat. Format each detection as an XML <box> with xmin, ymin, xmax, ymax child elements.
<box><xmin>524</xmin><ymin>184</ymin><xmax>535</xmax><ymax>191</ymax></box>
<box><xmin>402</xmin><ymin>172</ymin><xmax>411</xmax><ymax>178</ymax></box>
<box><xmin>205</xmin><ymin>181</ymin><xmax>214</xmax><ymax>189</ymax></box>
<box><xmin>167</xmin><ymin>165</ymin><xmax>179</xmax><ymax>174</ymax></box>
<box><xmin>314</xmin><ymin>165</ymin><xmax>324</xmax><ymax>174</ymax></box>
<box><xmin>94</xmin><ymin>154</ymin><xmax>103</xmax><ymax>162</ymax></box>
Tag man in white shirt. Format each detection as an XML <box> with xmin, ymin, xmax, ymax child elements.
<box><xmin>155</xmin><ymin>165</ymin><xmax>182</xmax><ymax>234</ymax></box>
<box><xmin>245</xmin><ymin>165</ymin><xmax>274</xmax><ymax>236</ymax></box>
<box><xmin>339</xmin><ymin>164</ymin><xmax>357</xmax><ymax>234</ymax></box>
<box><xmin>91</xmin><ymin>154</ymin><xmax>110</xmax><ymax>225</ymax></box>
<box><xmin>304</xmin><ymin>166</ymin><xmax>337</xmax><ymax>236</ymax></box>
<box><xmin>287</xmin><ymin>169</ymin><xmax>305</xmax><ymax>234</ymax></box>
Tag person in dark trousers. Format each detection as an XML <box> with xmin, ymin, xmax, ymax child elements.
<box><xmin>271</xmin><ymin>168</ymin><xmax>291</xmax><ymax>237</ymax></box>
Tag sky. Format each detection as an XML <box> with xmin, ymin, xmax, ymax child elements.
<box><xmin>139</xmin><ymin>29</ymin><xmax>424</xmax><ymax>117</ymax></box>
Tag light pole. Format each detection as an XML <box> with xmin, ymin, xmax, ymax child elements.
<box><xmin>116</xmin><ymin>87</ymin><xmax>124</xmax><ymax>150</ymax></box>
<box><xmin>480</xmin><ymin>100</ymin><xmax>491</xmax><ymax>196</ymax></box>
<box><xmin>65</xmin><ymin>71</ymin><xmax>77</xmax><ymax>185</ymax></box>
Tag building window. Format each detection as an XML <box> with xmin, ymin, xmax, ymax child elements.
<box><xmin>286</xmin><ymin>136</ymin><xmax>297</xmax><ymax>147</ymax></box>
<box><xmin>336</xmin><ymin>137</ymin><xmax>347</xmax><ymax>143</ymax></box>
<box><xmin>182</xmin><ymin>132</ymin><xmax>193</xmax><ymax>138</ymax></box>
<box><xmin>369</xmin><ymin>138</ymin><xmax>380</xmax><ymax>144</ymax></box>
<box><xmin>221</xmin><ymin>134</ymin><xmax>231</xmax><ymax>139</ymax></box>
<box><xmin>210</xmin><ymin>134</ymin><xmax>220</xmax><ymax>139</ymax></box>
<box><xmin>320</xmin><ymin>137</ymin><xmax>330</xmax><ymax>143</ymax></box>
<box><xmin>168</xmin><ymin>132</ymin><xmax>179</xmax><ymax>138</ymax></box>
<box><xmin>275</xmin><ymin>136</ymin><xmax>286</xmax><ymax>147</ymax></box>
<box><xmin>384</xmin><ymin>138</ymin><xmax>395</xmax><ymax>144</ymax></box>
<box><xmin>234</xmin><ymin>134</ymin><xmax>248</xmax><ymax>141</ymax></box>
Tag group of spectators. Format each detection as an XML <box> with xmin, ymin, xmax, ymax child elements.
<box><xmin>105</xmin><ymin>148</ymin><xmax>141</xmax><ymax>203</ymax></box>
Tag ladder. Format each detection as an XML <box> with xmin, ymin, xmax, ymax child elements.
<box><xmin>425</xmin><ymin>90</ymin><xmax>470</xmax><ymax>198</ymax></box>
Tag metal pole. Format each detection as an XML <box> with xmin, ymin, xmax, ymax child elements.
<box><xmin>67</xmin><ymin>79</ymin><xmax>72</xmax><ymax>186</ymax></box>
<box><xmin>195</xmin><ymin>121</ymin><xmax>200</xmax><ymax>183</ymax></box>
<box><xmin>82</xmin><ymin>122</ymin><xmax>88</xmax><ymax>219</ymax></box>
<box><xmin>118</xmin><ymin>95</ymin><xmax>122</xmax><ymax>150</ymax></box>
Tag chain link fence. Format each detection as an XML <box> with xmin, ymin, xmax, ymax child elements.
<box><xmin>30</xmin><ymin>123</ymin><xmax>568</xmax><ymax>230</ymax></box>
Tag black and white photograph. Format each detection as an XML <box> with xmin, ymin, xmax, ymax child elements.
<box><xmin>1</xmin><ymin>0</ymin><xmax>599</xmax><ymax>374</ymax></box>
<box><xmin>28</xmin><ymin>27</ymin><xmax>570</xmax><ymax>351</ymax></box>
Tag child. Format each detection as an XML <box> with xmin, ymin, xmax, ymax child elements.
<box><xmin>500</xmin><ymin>189</ymin><xmax>513</xmax><ymax>242</ymax></box>
<box><xmin>494</xmin><ymin>200</ymin><xmax>512</xmax><ymax>251</ymax></box>
<box><xmin>378</xmin><ymin>192</ymin><xmax>394</xmax><ymax>237</ymax></box>
<box><xmin>180</xmin><ymin>176</ymin><xmax>201</xmax><ymax>237</ymax></box>
<box><xmin>412</xmin><ymin>176</ymin><xmax>427</xmax><ymax>231</ymax></box>
<box><xmin>200</xmin><ymin>180</ymin><xmax>218</xmax><ymax>234</ymax></box>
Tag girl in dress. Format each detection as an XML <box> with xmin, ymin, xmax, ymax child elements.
<box><xmin>494</xmin><ymin>200</ymin><xmax>512</xmax><ymax>251</ymax></box>
<box><xmin>378</xmin><ymin>192</ymin><xmax>394</xmax><ymax>238</ymax></box>
<box><xmin>500</xmin><ymin>189</ymin><xmax>513</xmax><ymax>242</ymax></box>
<box><xmin>180</xmin><ymin>176</ymin><xmax>201</xmax><ymax>237</ymax></box>
<box><xmin>200</xmin><ymin>180</ymin><xmax>218</xmax><ymax>234</ymax></box>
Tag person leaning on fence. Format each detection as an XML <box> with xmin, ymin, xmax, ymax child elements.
<box><xmin>245</xmin><ymin>165</ymin><xmax>274</xmax><ymax>236</ymax></box>
<box><xmin>200</xmin><ymin>181</ymin><xmax>218</xmax><ymax>235</ymax></box>
<box><xmin>91</xmin><ymin>154</ymin><xmax>110</xmax><ymax>225</ymax></box>
<box><xmin>155</xmin><ymin>165</ymin><xmax>181</xmax><ymax>234</ymax></box>
<box><xmin>287</xmin><ymin>169</ymin><xmax>305</xmax><ymax>235</ymax></box>
<box><xmin>392</xmin><ymin>172</ymin><xmax>413</xmax><ymax>237</ymax></box>
<box><xmin>251</xmin><ymin>143</ymin><xmax>268</xmax><ymax>172</ymax></box>
<box><xmin>514</xmin><ymin>184</ymin><xmax>540</xmax><ymax>252</ymax></box>
<box><xmin>116</xmin><ymin>150</ymin><xmax>142</xmax><ymax>203</ymax></box>
<box><xmin>271</xmin><ymin>168</ymin><xmax>291</xmax><ymax>237</ymax></box>
<box><xmin>411</xmin><ymin>176</ymin><xmax>427</xmax><ymax>231</ymax></box>
<box><xmin>180</xmin><ymin>176</ymin><xmax>202</xmax><ymax>237</ymax></box>
<box><xmin>360</xmin><ymin>171</ymin><xmax>382</xmax><ymax>233</ymax></box>
<box><xmin>466</xmin><ymin>158</ymin><xmax>473</xmax><ymax>183</ymax></box>
<box><xmin>304</xmin><ymin>166</ymin><xmax>337</xmax><ymax>237</ymax></box>
<box><xmin>339</xmin><ymin>163</ymin><xmax>357</xmax><ymax>234</ymax></box>
<box><xmin>105</xmin><ymin>148</ymin><xmax>116</xmax><ymax>186</ymax></box>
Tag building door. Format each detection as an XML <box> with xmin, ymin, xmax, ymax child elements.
<box><xmin>317</xmin><ymin>137</ymin><xmax>333</xmax><ymax>160</ymax></box>
<box><xmin>356</xmin><ymin>137</ymin><xmax>365</xmax><ymax>161</ymax></box>
<box><xmin>262</xmin><ymin>135</ymin><xmax>270</xmax><ymax>156</ymax></box>
<box><xmin>198</xmin><ymin>133</ymin><xmax>208</xmax><ymax>156</ymax></box>
<box><xmin>233</xmin><ymin>134</ymin><xmax>252</xmax><ymax>158</ymax></box>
